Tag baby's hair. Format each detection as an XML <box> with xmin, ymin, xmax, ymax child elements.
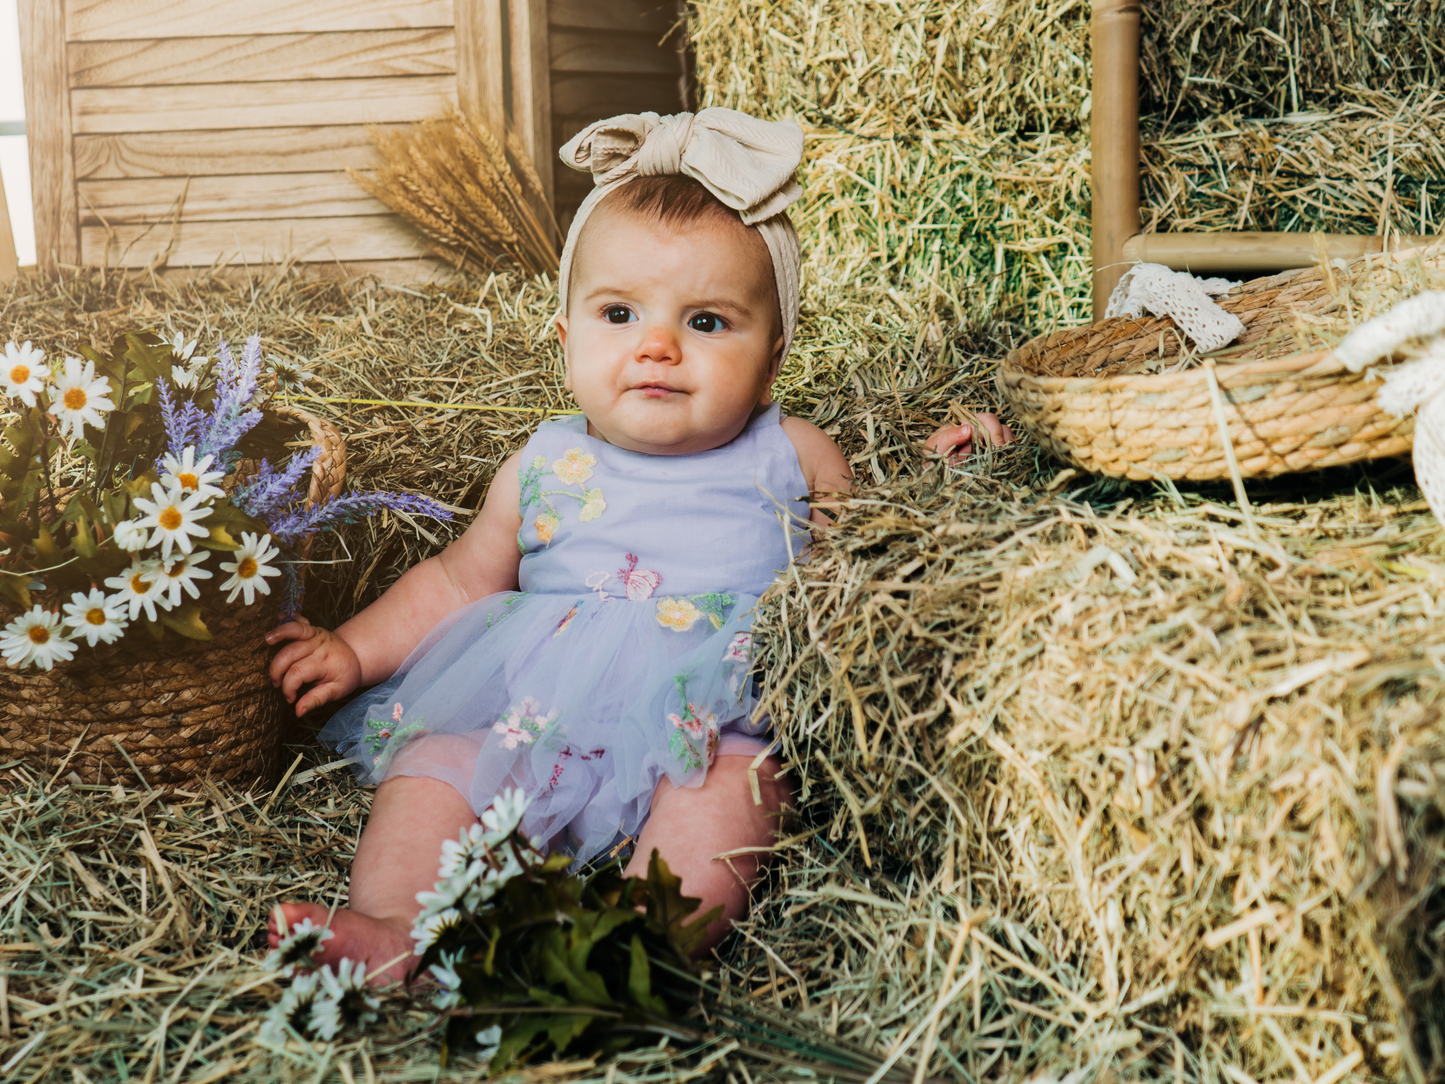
<box><xmin>608</xmin><ymin>174</ymin><xmax>746</xmax><ymax>231</ymax></box>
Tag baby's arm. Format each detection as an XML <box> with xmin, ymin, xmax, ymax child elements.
<box><xmin>267</xmin><ymin>452</ymin><xmax>526</xmax><ymax>716</ymax></box>
<box><xmin>779</xmin><ymin>417</ymin><xmax>852</xmax><ymax>527</ymax></box>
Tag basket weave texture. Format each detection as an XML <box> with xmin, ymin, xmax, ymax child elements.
<box><xmin>998</xmin><ymin>258</ymin><xmax>1425</xmax><ymax>481</ymax></box>
<box><xmin>0</xmin><ymin>405</ymin><xmax>345</xmax><ymax>789</ymax></box>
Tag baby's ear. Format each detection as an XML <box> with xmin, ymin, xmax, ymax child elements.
<box><xmin>555</xmin><ymin>315</ymin><xmax>571</xmax><ymax>390</ymax></box>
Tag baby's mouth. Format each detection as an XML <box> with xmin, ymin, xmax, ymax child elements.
<box><xmin>634</xmin><ymin>381</ymin><xmax>680</xmax><ymax>398</ymax></box>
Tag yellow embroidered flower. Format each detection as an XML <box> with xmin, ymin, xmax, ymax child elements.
<box><xmin>535</xmin><ymin>512</ymin><xmax>560</xmax><ymax>544</ymax></box>
<box><xmin>578</xmin><ymin>487</ymin><xmax>606</xmax><ymax>522</ymax></box>
<box><xmin>552</xmin><ymin>448</ymin><xmax>596</xmax><ymax>485</ymax></box>
<box><xmin>531</xmin><ymin>455</ymin><xmax>546</xmax><ymax>470</ymax></box>
<box><xmin>655</xmin><ymin>597</ymin><xmax>702</xmax><ymax>632</ymax></box>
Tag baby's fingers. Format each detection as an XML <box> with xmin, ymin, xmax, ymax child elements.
<box><xmin>294</xmin><ymin>680</ymin><xmax>347</xmax><ymax>718</ymax></box>
<box><xmin>265</xmin><ymin>617</ymin><xmax>316</xmax><ymax>648</ymax></box>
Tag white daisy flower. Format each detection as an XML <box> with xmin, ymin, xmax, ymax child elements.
<box><xmin>131</xmin><ymin>481</ymin><xmax>213</xmax><ymax>559</ymax></box>
<box><xmin>314</xmin><ymin>959</ymin><xmax>379</xmax><ymax>1038</ymax></box>
<box><xmin>480</xmin><ymin>788</ymin><xmax>530</xmax><ymax>837</ymax></box>
<box><xmin>46</xmin><ymin>356</ymin><xmax>115</xmax><ymax>440</ymax></box>
<box><xmin>111</xmin><ymin>519</ymin><xmax>148</xmax><ymax>552</ymax></box>
<box><xmin>263</xmin><ymin>916</ymin><xmax>333</xmax><ymax>975</ymax></box>
<box><xmin>171</xmin><ymin>364</ymin><xmax>199</xmax><ymax>390</ymax></box>
<box><xmin>475</xmin><ymin>1024</ymin><xmax>503</xmax><ymax>1061</ymax></box>
<box><xmin>60</xmin><ymin>589</ymin><xmax>129</xmax><ymax>647</ymax></box>
<box><xmin>411</xmin><ymin>907</ymin><xmax>464</xmax><ymax>954</ymax></box>
<box><xmin>258</xmin><ymin>971</ymin><xmax>320</xmax><ymax>1046</ymax></box>
<box><xmin>103</xmin><ymin>558</ymin><xmax>171</xmax><ymax>622</ymax></box>
<box><xmin>429</xmin><ymin>950</ymin><xmax>464</xmax><ymax>1009</ymax></box>
<box><xmin>169</xmin><ymin>331</ymin><xmax>199</xmax><ymax>364</ymax></box>
<box><xmin>1</xmin><ymin>607</ymin><xmax>77</xmax><ymax>670</ymax></box>
<box><xmin>156</xmin><ymin>549</ymin><xmax>213</xmax><ymax>607</ymax></box>
<box><xmin>158</xmin><ymin>448</ymin><xmax>226</xmax><ymax>501</ymax></box>
<box><xmin>219</xmin><ymin>532</ymin><xmax>282</xmax><ymax>605</ymax></box>
<box><xmin>2</xmin><ymin>341</ymin><xmax>45</xmax><ymax>407</ymax></box>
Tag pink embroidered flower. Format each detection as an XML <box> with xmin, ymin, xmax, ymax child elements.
<box><xmin>392</xmin><ymin>702</ymin><xmax>404</xmax><ymax>723</ymax></box>
<box><xmin>706</xmin><ymin>727</ymin><xmax>719</xmax><ymax>766</ymax></box>
<box><xmin>552</xmin><ymin>448</ymin><xmax>596</xmax><ymax>485</ymax></box>
<box><xmin>655</xmin><ymin>597</ymin><xmax>702</xmax><ymax>632</ymax></box>
<box><xmin>722</xmin><ymin>633</ymin><xmax>751</xmax><ymax>665</ymax></box>
<box><xmin>618</xmin><ymin>554</ymin><xmax>660</xmax><ymax>600</ymax></box>
<box><xmin>492</xmin><ymin>696</ymin><xmax>558</xmax><ymax>750</ymax></box>
<box><xmin>535</xmin><ymin>512</ymin><xmax>560</xmax><ymax>544</ymax></box>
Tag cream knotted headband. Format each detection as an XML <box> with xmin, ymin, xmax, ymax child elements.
<box><xmin>557</xmin><ymin>107</ymin><xmax>804</xmax><ymax>361</ymax></box>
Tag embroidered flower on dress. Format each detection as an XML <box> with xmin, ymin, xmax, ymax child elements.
<box><xmin>722</xmin><ymin>632</ymin><xmax>752</xmax><ymax>665</ymax></box>
<box><xmin>553</xmin><ymin>603</ymin><xmax>580</xmax><ymax>637</ymax></box>
<box><xmin>551</xmin><ymin>448</ymin><xmax>596</xmax><ymax>485</ymax></box>
<box><xmin>534</xmin><ymin>512</ymin><xmax>560</xmax><ymax>544</ymax></box>
<box><xmin>578</xmin><ymin>487</ymin><xmax>606</xmax><ymax>521</ymax></box>
<box><xmin>491</xmin><ymin>696</ymin><xmax>558</xmax><ymax>749</ymax></box>
<box><xmin>655</xmin><ymin>596</ymin><xmax>703</xmax><ymax>631</ymax></box>
<box><xmin>668</xmin><ymin>690</ymin><xmax>720</xmax><ymax>772</ymax></box>
<box><xmin>617</xmin><ymin>553</ymin><xmax>660</xmax><ymax>600</ymax></box>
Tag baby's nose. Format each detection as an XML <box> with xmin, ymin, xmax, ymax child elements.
<box><xmin>634</xmin><ymin>322</ymin><xmax>681</xmax><ymax>364</ymax></box>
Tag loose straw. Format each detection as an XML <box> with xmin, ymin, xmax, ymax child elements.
<box><xmin>277</xmin><ymin>393</ymin><xmax>580</xmax><ymax>415</ymax></box>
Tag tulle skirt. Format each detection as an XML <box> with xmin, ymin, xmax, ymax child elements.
<box><xmin>319</xmin><ymin>589</ymin><xmax>771</xmax><ymax>865</ymax></box>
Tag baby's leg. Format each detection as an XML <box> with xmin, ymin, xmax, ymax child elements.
<box><xmin>625</xmin><ymin>754</ymin><xmax>793</xmax><ymax>955</ymax></box>
<box><xmin>269</xmin><ymin>773</ymin><xmax>479</xmax><ymax>984</ymax></box>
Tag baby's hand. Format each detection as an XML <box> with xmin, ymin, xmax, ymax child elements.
<box><xmin>923</xmin><ymin>413</ymin><xmax>1014</xmax><ymax>462</ymax></box>
<box><xmin>266</xmin><ymin>616</ymin><xmax>364</xmax><ymax>717</ymax></box>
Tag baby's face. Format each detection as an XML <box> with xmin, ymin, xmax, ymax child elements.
<box><xmin>557</xmin><ymin>205</ymin><xmax>783</xmax><ymax>456</ymax></box>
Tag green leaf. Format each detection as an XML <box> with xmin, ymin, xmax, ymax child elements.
<box><xmin>626</xmin><ymin>934</ymin><xmax>669</xmax><ymax>1016</ymax></box>
<box><xmin>158</xmin><ymin>604</ymin><xmax>213</xmax><ymax>641</ymax></box>
<box><xmin>0</xmin><ymin>573</ymin><xmax>31</xmax><ymax>609</ymax></box>
<box><xmin>642</xmin><ymin>851</ymin><xmax>721</xmax><ymax>961</ymax></box>
<box><xmin>71</xmin><ymin>517</ymin><xmax>98</xmax><ymax>559</ymax></box>
<box><xmin>197</xmin><ymin>523</ymin><xmax>242</xmax><ymax>552</ymax></box>
<box><xmin>142</xmin><ymin>617</ymin><xmax>165</xmax><ymax>641</ymax></box>
<box><xmin>205</xmin><ymin>501</ymin><xmax>269</xmax><ymax>538</ymax></box>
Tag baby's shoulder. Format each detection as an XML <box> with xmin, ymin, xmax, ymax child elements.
<box><xmin>778</xmin><ymin>415</ymin><xmax>851</xmax><ymax>494</ymax></box>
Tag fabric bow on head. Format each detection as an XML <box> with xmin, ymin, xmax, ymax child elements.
<box><xmin>557</xmin><ymin>107</ymin><xmax>804</xmax><ymax>361</ymax></box>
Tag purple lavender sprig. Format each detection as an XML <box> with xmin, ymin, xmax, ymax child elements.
<box><xmin>229</xmin><ymin>447</ymin><xmax>321</xmax><ymax>522</ymax></box>
<box><xmin>195</xmin><ymin>337</ymin><xmax>264</xmax><ymax>464</ymax></box>
<box><xmin>264</xmin><ymin>491</ymin><xmax>453</xmax><ymax>550</ymax></box>
<box><xmin>157</xmin><ymin>378</ymin><xmax>208</xmax><ymax>461</ymax></box>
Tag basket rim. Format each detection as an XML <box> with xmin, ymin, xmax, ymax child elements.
<box><xmin>998</xmin><ymin>347</ymin><xmax>1347</xmax><ymax>392</ymax></box>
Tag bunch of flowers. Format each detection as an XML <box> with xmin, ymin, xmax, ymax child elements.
<box><xmin>0</xmin><ymin>330</ymin><xmax>450</xmax><ymax>669</ymax></box>
<box><xmin>260</xmin><ymin>789</ymin><xmax>720</xmax><ymax>1066</ymax></box>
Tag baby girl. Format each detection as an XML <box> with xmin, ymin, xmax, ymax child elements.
<box><xmin>266</xmin><ymin>108</ymin><xmax>851</xmax><ymax>978</ymax></box>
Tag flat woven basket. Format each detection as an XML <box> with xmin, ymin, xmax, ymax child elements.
<box><xmin>997</xmin><ymin>255</ymin><xmax>1435</xmax><ymax>481</ymax></box>
<box><xmin>0</xmin><ymin>405</ymin><xmax>346</xmax><ymax>790</ymax></box>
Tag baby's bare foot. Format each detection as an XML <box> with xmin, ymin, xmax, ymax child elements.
<box><xmin>268</xmin><ymin>903</ymin><xmax>416</xmax><ymax>986</ymax></box>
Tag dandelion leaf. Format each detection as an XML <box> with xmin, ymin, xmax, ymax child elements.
<box><xmin>159</xmin><ymin>604</ymin><xmax>214</xmax><ymax>641</ymax></box>
<box><xmin>642</xmin><ymin>849</ymin><xmax>720</xmax><ymax>960</ymax></box>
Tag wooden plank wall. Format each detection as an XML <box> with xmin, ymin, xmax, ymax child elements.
<box><xmin>21</xmin><ymin>0</ymin><xmax>691</xmax><ymax>277</ymax></box>
<box><xmin>25</xmin><ymin>0</ymin><xmax>458</xmax><ymax>278</ymax></box>
<box><xmin>548</xmin><ymin>0</ymin><xmax>690</xmax><ymax>230</ymax></box>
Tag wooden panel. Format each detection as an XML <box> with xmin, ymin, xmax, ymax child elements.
<box><xmin>71</xmin><ymin>75</ymin><xmax>457</xmax><ymax>134</ymax></box>
<box><xmin>510</xmin><ymin>0</ymin><xmax>554</xmax><ymax>207</ymax></box>
<box><xmin>79</xmin><ymin>172</ymin><xmax>388</xmax><ymax>225</ymax></box>
<box><xmin>20</xmin><ymin>0</ymin><xmax>78</xmax><ymax>269</ymax></box>
<box><xmin>455</xmin><ymin>0</ymin><xmax>507</xmax><ymax>138</ymax></box>
<box><xmin>550</xmin><ymin>29</ymin><xmax>679</xmax><ymax>75</ymax></box>
<box><xmin>81</xmin><ymin>214</ymin><xmax>431</xmax><ymax>267</ymax></box>
<box><xmin>548</xmin><ymin>0</ymin><xmax>677</xmax><ymax>34</ymax></box>
<box><xmin>75</xmin><ymin>125</ymin><xmax>401</xmax><ymax>180</ymax></box>
<box><xmin>550</xmin><ymin>74</ymin><xmax>681</xmax><ymax>118</ymax></box>
<box><xmin>66</xmin><ymin>0</ymin><xmax>454</xmax><ymax>41</ymax></box>
<box><xmin>0</xmin><ymin>165</ymin><xmax>17</xmax><ymax>280</ymax></box>
<box><xmin>69</xmin><ymin>31</ymin><xmax>456</xmax><ymax>88</ymax></box>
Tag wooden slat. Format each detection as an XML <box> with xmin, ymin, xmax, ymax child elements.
<box><xmin>550</xmin><ymin>74</ymin><xmax>681</xmax><ymax>118</ymax></box>
<box><xmin>79</xmin><ymin>172</ymin><xmax>388</xmax><ymax>225</ymax></box>
<box><xmin>69</xmin><ymin>30</ymin><xmax>456</xmax><ymax>88</ymax></box>
<box><xmin>549</xmin><ymin>29</ymin><xmax>679</xmax><ymax>74</ymax></box>
<box><xmin>0</xmin><ymin>164</ymin><xmax>18</xmax><ymax>281</ymax></box>
<box><xmin>71</xmin><ymin>75</ymin><xmax>456</xmax><ymax>134</ymax></box>
<box><xmin>20</xmin><ymin>0</ymin><xmax>78</xmax><ymax>269</ymax></box>
<box><xmin>510</xmin><ymin>0</ymin><xmax>554</xmax><ymax>208</ymax></box>
<box><xmin>548</xmin><ymin>0</ymin><xmax>677</xmax><ymax>34</ymax></box>
<box><xmin>66</xmin><ymin>0</ymin><xmax>454</xmax><ymax>41</ymax></box>
<box><xmin>455</xmin><ymin>0</ymin><xmax>507</xmax><ymax>138</ymax></box>
<box><xmin>81</xmin><ymin>214</ymin><xmax>430</xmax><ymax>267</ymax></box>
<box><xmin>75</xmin><ymin>125</ymin><xmax>401</xmax><ymax>180</ymax></box>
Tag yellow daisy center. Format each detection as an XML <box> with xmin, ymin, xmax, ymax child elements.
<box><xmin>178</xmin><ymin>472</ymin><xmax>199</xmax><ymax>490</ymax></box>
<box><xmin>63</xmin><ymin>386</ymin><xmax>88</xmax><ymax>410</ymax></box>
<box><xmin>158</xmin><ymin>506</ymin><xmax>183</xmax><ymax>531</ymax></box>
<box><xmin>130</xmin><ymin>572</ymin><xmax>152</xmax><ymax>594</ymax></box>
<box><xmin>27</xmin><ymin>625</ymin><xmax>49</xmax><ymax>644</ymax></box>
<box><xmin>85</xmin><ymin>608</ymin><xmax>107</xmax><ymax>626</ymax></box>
<box><xmin>237</xmin><ymin>556</ymin><xmax>258</xmax><ymax>579</ymax></box>
<box><xmin>8</xmin><ymin>363</ymin><xmax>28</xmax><ymax>383</ymax></box>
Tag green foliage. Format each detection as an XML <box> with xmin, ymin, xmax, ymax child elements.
<box><xmin>417</xmin><ymin>849</ymin><xmax>720</xmax><ymax>1070</ymax></box>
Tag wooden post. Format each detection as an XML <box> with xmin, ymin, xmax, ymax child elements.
<box><xmin>18</xmin><ymin>0</ymin><xmax>78</xmax><ymax>273</ymax></box>
<box><xmin>509</xmin><ymin>0</ymin><xmax>555</xmax><ymax>210</ymax></box>
<box><xmin>0</xmin><ymin>167</ymin><xmax>18</xmax><ymax>282</ymax></box>
<box><xmin>1090</xmin><ymin>0</ymin><xmax>1140</xmax><ymax>320</ymax></box>
<box><xmin>1123</xmin><ymin>231</ymin><xmax>1444</xmax><ymax>274</ymax></box>
<box><xmin>455</xmin><ymin>0</ymin><xmax>508</xmax><ymax>141</ymax></box>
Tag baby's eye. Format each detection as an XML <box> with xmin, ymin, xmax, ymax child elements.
<box><xmin>688</xmin><ymin>312</ymin><xmax>725</xmax><ymax>333</ymax></box>
<box><xmin>603</xmin><ymin>305</ymin><xmax>635</xmax><ymax>324</ymax></box>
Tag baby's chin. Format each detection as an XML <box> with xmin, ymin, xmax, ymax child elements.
<box><xmin>586</xmin><ymin>406</ymin><xmax>751</xmax><ymax>456</ymax></box>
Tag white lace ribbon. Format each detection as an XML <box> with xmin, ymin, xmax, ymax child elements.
<box><xmin>1334</xmin><ymin>292</ymin><xmax>1445</xmax><ymax>522</ymax></box>
<box><xmin>1105</xmin><ymin>262</ymin><xmax>1245</xmax><ymax>353</ymax></box>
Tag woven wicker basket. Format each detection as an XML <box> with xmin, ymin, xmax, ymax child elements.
<box><xmin>997</xmin><ymin>255</ymin><xmax>1437</xmax><ymax>481</ymax></box>
<box><xmin>0</xmin><ymin>405</ymin><xmax>346</xmax><ymax>789</ymax></box>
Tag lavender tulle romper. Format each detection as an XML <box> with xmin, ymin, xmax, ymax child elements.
<box><xmin>319</xmin><ymin>404</ymin><xmax>811</xmax><ymax>865</ymax></box>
